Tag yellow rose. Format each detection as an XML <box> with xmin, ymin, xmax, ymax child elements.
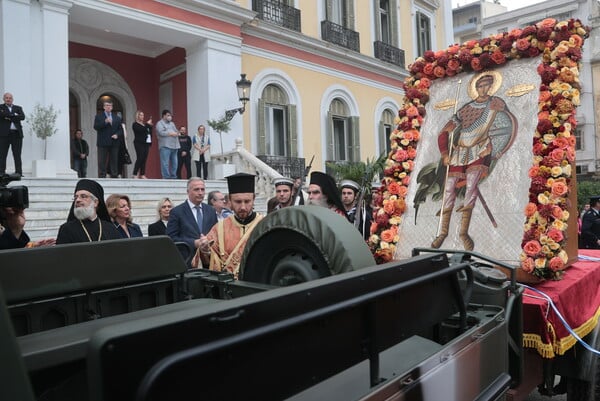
<box><xmin>541</xmin><ymin>245</ymin><xmax>552</xmax><ymax>255</ymax></box>
<box><xmin>562</xmin><ymin>210</ymin><xmax>570</xmax><ymax>221</ymax></box>
<box><xmin>519</xmin><ymin>252</ymin><xmax>527</xmax><ymax>262</ymax></box>
<box><xmin>551</xmin><ymin>166</ymin><xmax>563</xmax><ymax>177</ymax></box>
<box><xmin>552</xmin><ymin>220</ymin><xmax>566</xmax><ymax>230</ymax></box>
<box><xmin>381</xmin><ymin>241</ymin><xmax>390</xmax><ymax>249</ymax></box>
<box><xmin>538</xmin><ymin>193</ymin><xmax>550</xmax><ymax>205</ymax></box>
<box><xmin>543</xmin><ymin>133</ymin><xmax>556</xmax><ymax>144</ymax></box>
<box><xmin>400</xmin><ymin>139</ymin><xmax>410</xmax><ymax>146</ymax></box>
<box><xmin>558</xmin><ymin>83</ymin><xmax>571</xmax><ymax>91</ymax></box>
<box><xmin>562</xmin><ymin>165</ymin><xmax>572</xmax><ymax>176</ymax></box>
<box><xmin>559</xmin><ymin>250</ymin><xmax>568</xmax><ymax>263</ymax></box>
<box><xmin>549</xmin><ymin>241</ymin><xmax>561</xmax><ymax>251</ymax></box>
<box><xmin>535</xmin><ymin>258</ymin><xmax>547</xmax><ymax>269</ymax></box>
<box><xmin>389</xmin><ymin>216</ymin><xmax>401</xmax><ymax>225</ymax></box>
<box><xmin>539</xmin><ymin>235</ymin><xmax>549</xmax><ymax>245</ymax></box>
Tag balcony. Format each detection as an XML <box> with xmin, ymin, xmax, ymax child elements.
<box><xmin>253</xmin><ymin>0</ymin><xmax>301</xmax><ymax>32</ymax></box>
<box><xmin>321</xmin><ymin>20</ymin><xmax>360</xmax><ymax>52</ymax></box>
<box><xmin>373</xmin><ymin>41</ymin><xmax>405</xmax><ymax>68</ymax></box>
<box><xmin>257</xmin><ymin>155</ymin><xmax>306</xmax><ymax>179</ymax></box>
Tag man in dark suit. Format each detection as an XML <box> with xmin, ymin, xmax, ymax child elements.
<box><xmin>93</xmin><ymin>101</ymin><xmax>123</xmax><ymax>178</ymax></box>
<box><xmin>0</xmin><ymin>93</ymin><xmax>25</xmax><ymax>176</ymax></box>
<box><xmin>582</xmin><ymin>196</ymin><xmax>600</xmax><ymax>249</ymax></box>
<box><xmin>167</xmin><ymin>177</ymin><xmax>218</xmax><ymax>253</ymax></box>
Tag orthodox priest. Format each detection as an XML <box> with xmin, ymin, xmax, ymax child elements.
<box><xmin>56</xmin><ymin>179</ymin><xmax>121</xmax><ymax>244</ymax></box>
<box><xmin>197</xmin><ymin>173</ymin><xmax>263</xmax><ymax>277</ymax></box>
<box><xmin>307</xmin><ymin>171</ymin><xmax>347</xmax><ymax>219</ymax></box>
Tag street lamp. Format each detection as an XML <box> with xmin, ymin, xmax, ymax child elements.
<box><xmin>225</xmin><ymin>73</ymin><xmax>252</xmax><ymax>121</ymax></box>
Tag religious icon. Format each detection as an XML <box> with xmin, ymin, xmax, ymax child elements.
<box><xmin>413</xmin><ymin>71</ymin><xmax>518</xmax><ymax>251</ymax></box>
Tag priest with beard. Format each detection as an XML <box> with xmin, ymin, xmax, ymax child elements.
<box><xmin>56</xmin><ymin>179</ymin><xmax>121</xmax><ymax>244</ymax></box>
<box><xmin>307</xmin><ymin>171</ymin><xmax>347</xmax><ymax>219</ymax></box>
<box><xmin>195</xmin><ymin>173</ymin><xmax>263</xmax><ymax>277</ymax></box>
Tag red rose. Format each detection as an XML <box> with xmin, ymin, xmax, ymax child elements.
<box><xmin>376</xmin><ymin>212</ymin><xmax>389</xmax><ymax>226</ymax></box>
<box><xmin>437</xmin><ymin>54</ymin><xmax>449</xmax><ymax>67</ymax></box>
<box><xmin>447</xmin><ymin>59</ymin><xmax>460</xmax><ymax>72</ymax></box>
<box><xmin>520</xmin><ymin>25</ymin><xmax>536</xmax><ymax>38</ymax></box>
<box><xmin>479</xmin><ymin>53</ymin><xmax>491</xmax><ymax>68</ymax></box>
<box><xmin>528</xmin><ymin>47</ymin><xmax>540</xmax><ymax>58</ymax></box>
<box><xmin>499</xmin><ymin>38</ymin><xmax>513</xmax><ymax>52</ymax></box>
<box><xmin>423</xmin><ymin>63</ymin><xmax>434</xmax><ymax>77</ymax></box>
<box><xmin>423</xmin><ymin>50</ymin><xmax>435</xmax><ymax>62</ymax></box>
<box><xmin>537</xmin><ymin>119</ymin><xmax>553</xmax><ymax>135</ymax></box>
<box><xmin>550</xmin><ymin>148</ymin><xmax>565</xmax><ymax>162</ymax></box>
<box><xmin>537</xmin><ymin>27</ymin><xmax>552</xmax><ymax>41</ymax></box>
<box><xmin>458</xmin><ymin>49</ymin><xmax>473</xmax><ymax>65</ymax></box>
<box><xmin>532</xmin><ymin>141</ymin><xmax>546</xmax><ymax>155</ymax></box>
<box><xmin>470</xmin><ymin>58</ymin><xmax>482</xmax><ymax>71</ymax></box>
<box><xmin>490</xmin><ymin>51</ymin><xmax>506</xmax><ymax>65</ymax></box>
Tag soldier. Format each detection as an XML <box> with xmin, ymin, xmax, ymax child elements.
<box><xmin>268</xmin><ymin>177</ymin><xmax>295</xmax><ymax>213</ymax></box>
<box><xmin>581</xmin><ymin>196</ymin><xmax>600</xmax><ymax>249</ymax></box>
<box><xmin>340</xmin><ymin>179</ymin><xmax>372</xmax><ymax>240</ymax></box>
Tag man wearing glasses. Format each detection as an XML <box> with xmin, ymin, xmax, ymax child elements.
<box><xmin>56</xmin><ymin>179</ymin><xmax>120</xmax><ymax>244</ymax></box>
<box><xmin>207</xmin><ymin>190</ymin><xmax>232</xmax><ymax>221</ymax></box>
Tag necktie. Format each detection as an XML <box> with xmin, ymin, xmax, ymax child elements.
<box><xmin>195</xmin><ymin>205</ymin><xmax>203</xmax><ymax>233</ymax></box>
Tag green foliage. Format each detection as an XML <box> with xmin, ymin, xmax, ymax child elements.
<box><xmin>30</xmin><ymin>104</ymin><xmax>58</xmax><ymax>140</ymax></box>
<box><xmin>326</xmin><ymin>153</ymin><xmax>386</xmax><ymax>192</ymax></box>
<box><xmin>206</xmin><ymin>116</ymin><xmax>231</xmax><ymax>134</ymax></box>
<box><xmin>577</xmin><ymin>180</ymin><xmax>600</xmax><ymax>209</ymax></box>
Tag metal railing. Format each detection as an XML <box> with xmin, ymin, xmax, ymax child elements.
<box><xmin>373</xmin><ymin>41</ymin><xmax>405</xmax><ymax>68</ymax></box>
<box><xmin>253</xmin><ymin>0</ymin><xmax>301</xmax><ymax>32</ymax></box>
<box><xmin>321</xmin><ymin>20</ymin><xmax>360</xmax><ymax>52</ymax></box>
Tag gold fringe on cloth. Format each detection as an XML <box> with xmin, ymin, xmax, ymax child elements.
<box><xmin>523</xmin><ymin>305</ymin><xmax>600</xmax><ymax>358</ymax></box>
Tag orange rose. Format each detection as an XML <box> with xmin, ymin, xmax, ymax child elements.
<box><xmin>381</xmin><ymin>229</ymin><xmax>395</xmax><ymax>243</ymax></box>
<box><xmin>423</xmin><ymin>63</ymin><xmax>434</xmax><ymax>76</ymax></box>
<box><xmin>376</xmin><ymin>248</ymin><xmax>394</xmax><ymax>263</ymax></box>
<box><xmin>383</xmin><ymin>201</ymin><xmax>396</xmax><ymax>215</ymax></box>
<box><xmin>550</xmin><ymin>148</ymin><xmax>564</xmax><ymax>162</ymax></box>
<box><xmin>433</xmin><ymin>66</ymin><xmax>446</xmax><ymax>78</ymax></box>
<box><xmin>552</xmin><ymin>137</ymin><xmax>569</xmax><ymax>149</ymax></box>
<box><xmin>388</xmin><ymin>182</ymin><xmax>402</xmax><ymax>195</ymax></box>
<box><xmin>402</xmin><ymin>175</ymin><xmax>410</xmax><ymax>186</ymax></box>
<box><xmin>521</xmin><ymin>257</ymin><xmax>535</xmax><ymax>273</ymax></box>
<box><xmin>559</xmin><ymin>68</ymin><xmax>575</xmax><ymax>83</ymax></box>
<box><xmin>524</xmin><ymin>203</ymin><xmax>537</xmax><ymax>217</ymax></box>
<box><xmin>537</xmin><ymin>18</ymin><xmax>556</xmax><ymax>29</ymax></box>
<box><xmin>551</xmin><ymin>206</ymin><xmax>564</xmax><ymax>220</ymax></box>
<box><xmin>547</xmin><ymin>228</ymin><xmax>564</xmax><ymax>243</ymax></box>
<box><xmin>528</xmin><ymin>166</ymin><xmax>540</xmax><ymax>178</ymax></box>
<box><xmin>395</xmin><ymin>199</ymin><xmax>406</xmax><ymax>213</ymax></box>
<box><xmin>406</xmin><ymin>106</ymin><xmax>420</xmax><ymax>118</ymax></box>
<box><xmin>551</xmin><ymin>181</ymin><xmax>568</xmax><ymax>197</ymax></box>
<box><xmin>570</xmin><ymin>34</ymin><xmax>583</xmax><ymax>47</ymax></box>
<box><xmin>407</xmin><ymin>147</ymin><xmax>417</xmax><ymax>159</ymax></box>
<box><xmin>549</xmin><ymin>256</ymin><xmax>565</xmax><ymax>271</ymax></box>
<box><xmin>556</xmin><ymin>98</ymin><xmax>574</xmax><ymax>114</ymax></box>
<box><xmin>539</xmin><ymin>91</ymin><xmax>551</xmax><ymax>103</ymax></box>
<box><xmin>516</xmin><ymin>38</ymin><xmax>530</xmax><ymax>51</ymax></box>
<box><xmin>523</xmin><ymin>240</ymin><xmax>542</xmax><ymax>257</ymax></box>
<box><xmin>397</xmin><ymin>185</ymin><xmax>408</xmax><ymax>198</ymax></box>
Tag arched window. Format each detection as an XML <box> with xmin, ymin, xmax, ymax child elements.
<box><xmin>257</xmin><ymin>84</ymin><xmax>297</xmax><ymax>156</ymax></box>
<box><xmin>326</xmin><ymin>98</ymin><xmax>359</xmax><ymax>162</ymax></box>
<box><xmin>379</xmin><ymin>109</ymin><xmax>395</xmax><ymax>156</ymax></box>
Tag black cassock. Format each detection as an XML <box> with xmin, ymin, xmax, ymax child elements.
<box><xmin>56</xmin><ymin>218</ymin><xmax>121</xmax><ymax>244</ymax></box>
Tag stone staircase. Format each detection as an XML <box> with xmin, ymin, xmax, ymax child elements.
<box><xmin>10</xmin><ymin>178</ymin><xmax>267</xmax><ymax>241</ymax></box>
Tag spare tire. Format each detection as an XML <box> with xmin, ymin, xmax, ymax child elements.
<box><xmin>240</xmin><ymin>206</ymin><xmax>375</xmax><ymax>286</ymax></box>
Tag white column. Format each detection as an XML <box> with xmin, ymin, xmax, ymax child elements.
<box><xmin>37</xmin><ymin>0</ymin><xmax>73</xmax><ymax>176</ymax></box>
<box><xmin>186</xmin><ymin>38</ymin><xmax>244</xmax><ymax>156</ymax></box>
<box><xmin>0</xmin><ymin>0</ymin><xmax>33</xmax><ymax>174</ymax></box>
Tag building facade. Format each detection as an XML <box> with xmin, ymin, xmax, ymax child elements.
<box><xmin>0</xmin><ymin>0</ymin><xmax>452</xmax><ymax>178</ymax></box>
<box><xmin>463</xmin><ymin>0</ymin><xmax>600</xmax><ymax>178</ymax></box>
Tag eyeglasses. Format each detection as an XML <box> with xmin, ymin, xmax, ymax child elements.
<box><xmin>73</xmin><ymin>193</ymin><xmax>95</xmax><ymax>201</ymax></box>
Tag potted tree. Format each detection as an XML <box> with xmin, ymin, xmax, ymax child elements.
<box><xmin>29</xmin><ymin>103</ymin><xmax>59</xmax><ymax>177</ymax></box>
<box><xmin>206</xmin><ymin>115</ymin><xmax>236</xmax><ymax>179</ymax></box>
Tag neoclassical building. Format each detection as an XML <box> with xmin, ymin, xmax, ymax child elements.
<box><xmin>0</xmin><ymin>0</ymin><xmax>452</xmax><ymax>178</ymax></box>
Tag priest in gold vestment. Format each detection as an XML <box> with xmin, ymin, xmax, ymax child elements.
<box><xmin>198</xmin><ymin>173</ymin><xmax>263</xmax><ymax>277</ymax></box>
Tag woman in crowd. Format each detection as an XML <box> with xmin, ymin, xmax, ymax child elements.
<box><xmin>148</xmin><ymin>197</ymin><xmax>172</xmax><ymax>236</ymax></box>
<box><xmin>192</xmin><ymin>124</ymin><xmax>210</xmax><ymax>180</ymax></box>
<box><xmin>132</xmin><ymin>110</ymin><xmax>153</xmax><ymax>179</ymax></box>
<box><xmin>106</xmin><ymin>194</ymin><xmax>143</xmax><ymax>238</ymax></box>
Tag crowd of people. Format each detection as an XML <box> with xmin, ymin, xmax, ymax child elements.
<box><xmin>0</xmin><ymin>171</ymin><xmax>373</xmax><ymax>278</ymax></box>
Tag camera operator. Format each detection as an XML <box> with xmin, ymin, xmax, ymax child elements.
<box><xmin>0</xmin><ymin>207</ymin><xmax>55</xmax><ymax>250</ymax></box>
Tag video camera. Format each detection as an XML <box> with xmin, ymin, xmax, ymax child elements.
<box><xmin>0</xmin><ymin>174</ymin><xmax>29</xmax><ymax>209</ymax></box>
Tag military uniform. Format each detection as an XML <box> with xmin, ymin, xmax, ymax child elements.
<box><xmin>581</xmin><ymin>204</ymin><xmax>600</xmax><ymax>249</ymax></box>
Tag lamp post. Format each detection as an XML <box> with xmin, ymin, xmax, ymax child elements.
<box><xmin>225</xmin><ymin>73</ymin><xmax>252</xmax><ymax>121</ymax></box>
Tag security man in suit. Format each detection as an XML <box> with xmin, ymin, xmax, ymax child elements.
<box><xmin>581</xmin><ymin>196</ymin><xmax>600</xmax><ymax>249</ymax></box>
<box><xmin>93</xmin><ymin>101</ymin><xmax>123</xmax><ymax>178</ymax></box>
<box><xmin>0</xmin><ymin>93</ymin><xmax>25</xmax><ymax>176</ymax></box>
<box><xmin>167</xmin><ymin>177</ymin><xmax>218</xmax><ymax>255</ymax></box>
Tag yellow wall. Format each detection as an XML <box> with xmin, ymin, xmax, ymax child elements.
<box><xmin>242</xmin><ymin>54</ymin><xmax>403</xmax><ymax>168</ymax></box>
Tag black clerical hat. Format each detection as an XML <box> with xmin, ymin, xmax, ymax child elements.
<box><xmin>67</xmin><ymin>179</ymin><xmax>110</xmax><ymax>221</ymax></box>
<box><xmin>590</xmin><ymin>196</ymin><xmax>600</xmax><ymax>206</ymax></box>
<box><xmin>227</xmin><ymin>173</ymin><xmax>255</xmax><ymax>194</ymax></box>
<box><xmin>310</xmin><ymin>171</ymin><xmax>345</xmax><ymax>212</ymax></box>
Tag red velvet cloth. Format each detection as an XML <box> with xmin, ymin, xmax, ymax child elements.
<box><xmin>522</xmin><ymin>249</ymin><xmax>600</xmax><ymax>358</ymax></box>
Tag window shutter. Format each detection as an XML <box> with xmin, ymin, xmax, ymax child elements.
<box><xmin>287</xmin><ymin>104</ymin><xmax>297</xmax><ymax>156</ymax></box>
<box><xmin>257</xmin><ymin>98</ymin><xmax>266</xmax><ymax>155</ymax></box>
<box><xmin>326</xmin><ymin>110</ymin><xmax>334</xmax><ymax>161</ymax></box>
<box><xmin>378</xmin><ymin>120</ymin><xmax>385</xmax><ymax>156</ymax></box>
<box><xmin>390</xmin><ymin>0</ymin><xmax>399</xmax><ymax>46</ymax></box>
<box><xmin>325</xmin><ymin>0</ymin><xmax>333</xmax><ymax>20</ymax></box>
<box><xmin>346</xmin><ymin>0</ymin><xmax>355</xmax><ymax>29</ymax></box>
<box><xmin>350</xmin><ymin>116</ymin><xmax>360</xmax><ymax>161</ymax></box>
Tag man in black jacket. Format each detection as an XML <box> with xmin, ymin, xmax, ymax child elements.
<box><xmin>0</xmin><ymin>93</ymin><xmax>25</xmax><ymax>177</ymax></box>
<box><xmin>93</xmin><ymin>101</ymin><xmax>123</xmax><ymax>178</ymax></box>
